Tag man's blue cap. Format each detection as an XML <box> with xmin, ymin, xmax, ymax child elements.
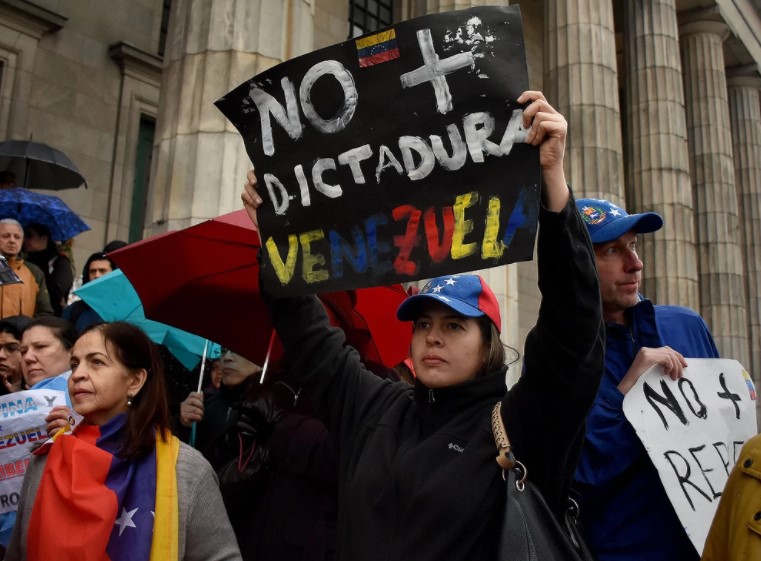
<box><xmin>576</xmin><ymin>198</ymin><xmax>663</xmax><ymax>244</ymax></box>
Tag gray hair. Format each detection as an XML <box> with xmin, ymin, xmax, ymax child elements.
<box><xmin>0</xmin><ymin>218</ymin><xmax>23</xmax><ymax>232</ymax></box>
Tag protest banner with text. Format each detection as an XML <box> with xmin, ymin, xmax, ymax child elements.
<box><xmin>216</xmin><ymin>6</ymin><xmax>540</xmax><ymax>295</ymax></box>
<box><xmin>622</xmin><ymin>359</ymin><xmax>757</xmax><ymax>555</ymax></box>
<box><xmin>0</xmin><ymin>389</ymin><xmax>68</xmax><ymax>514</ymax></box>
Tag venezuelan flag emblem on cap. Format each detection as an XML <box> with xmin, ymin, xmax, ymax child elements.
<box><xmin>356</xmin><ymin>29</ymin><xmax>400</xmax><ymax>68</ymax></box>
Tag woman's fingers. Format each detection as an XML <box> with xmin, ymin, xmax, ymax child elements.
<box><xmin>244</xmin><ymin>170</ymin><xmax>261</xmax><ymax>204</ymax></box>
<box><xmin>242</xmin><ymin>170</ymin><xmax>262</xmax><ymax>228</ymax></box>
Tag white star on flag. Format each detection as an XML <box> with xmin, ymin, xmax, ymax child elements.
<box><xmin>432</xmin><ymin>285</ymin><xmax>443</xmax><ymax>293</ymax></box>
<box><xmin>115</xmin><ymin>507</ymin><xmax>138</xmax><ymax>536</ymax></box>
<box><xmin>609</xmin><ymin>209</ymin><xmax>621</xmax><ymax>217</ymax></box>
<box><xmin>444</xmin><ymin>278</ymin><xmax>457</xmax><ymax>285</ymax></box>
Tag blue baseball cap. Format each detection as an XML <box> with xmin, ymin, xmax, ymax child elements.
<box><xmin>396</xmin><ymin>274</ymin><xmax>501</xmax><ymax>332</ymax></box>
<box><xmin>576</xmin><ymin>198</ymin><xmax>663</xmax><ymax>244</ymax></box>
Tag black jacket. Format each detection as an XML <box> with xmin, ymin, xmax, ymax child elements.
<box><xmin>26</xmin><ymin>247</ymin><xmax>73</xmax><ymax>316</ymax></box>
<box><xmin>267</xmin><ymin>199</ymin><xmax>604</xmax><ymax>561</ymax></box>
<box><xmin>175</xmin><ymin>379</ymin><xmax>255</xmax><ymax>470</ymax></box>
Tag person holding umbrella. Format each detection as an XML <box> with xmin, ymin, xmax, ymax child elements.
<box><xmin>240</xmin><ymin>91</ymin><xmax>603</xmax><ymax>561</ymax></box>
<box><xmin>0</xmin><ymin>171</ymin><xmax>16</xmax><ymax>189</ymax></box>
<box><xmin>23</xmin><ymin>223</ymin><xmax>74</xmax><ymax>316</ymax></box>
<box><xmin>178</xmin><ymin>348</ymin><xmax>262</xmax><ymax>470</ymax></box>
<box><xmin>0</xmin><ymin>219</ymin><xmax>53</xmax><ymax>318</ymax></box>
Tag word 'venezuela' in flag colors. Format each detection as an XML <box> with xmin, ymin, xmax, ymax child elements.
<box><xmin>356</xmin><ymin>29</ymin><xmax>400</xmax><ymax>67</ymax></box>
<box><xmin>216</xmin><ymin>6</ymin><xmax>539</xmax><ymax>296</ymax></box>
<box><xmin>25</xmin><ymin>414</ymin><xmax>179</xmax><ymax>561</ymax></box>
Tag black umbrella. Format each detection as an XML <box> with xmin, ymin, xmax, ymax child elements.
<box><xmin>0</xmin><ymin>140</ymin><xmax>87</xmax><ymax>190</ymax></box>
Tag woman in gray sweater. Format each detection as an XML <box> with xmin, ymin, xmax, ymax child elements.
<box><xmin>5</xmin><ymin>321</ymin><xmax>241</xmax><ymax>561</ymax></box>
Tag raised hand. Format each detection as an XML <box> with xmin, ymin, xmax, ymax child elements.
<box><xmin>517</xmin><ymin>90</ymin><xmax>569</xmax><ymax>212</ymax></box>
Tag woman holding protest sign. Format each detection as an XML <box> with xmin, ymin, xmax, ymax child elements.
<box><xmin>5</xmin><ymin>322</ymin><xmax>241</xmax><ymax>561</ymax></box>
<box><xmin>241</xmin><ymin>90</ymin><xmax>603</xmax><ymax>560</ymax></box>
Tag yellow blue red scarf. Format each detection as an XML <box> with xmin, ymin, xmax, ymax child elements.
<box><xmin>27</xmin><ymin>414</ymin><xmax>179</xmax><ymax>561</ymax></box>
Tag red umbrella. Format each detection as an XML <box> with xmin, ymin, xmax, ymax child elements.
<box><xmin>109</xmin><ymin>210</ymin><xmax>411</xmax><ymax>368</ymax></box>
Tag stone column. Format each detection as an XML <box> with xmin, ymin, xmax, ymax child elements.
<box><xmin>623</xmin><ymin>0</ymin><xmax>698</xmax><ymax>307</ymax></box>
<box><xmin>147</xmin><ymin>0</ymin><xmax>314</xmax><ymax>235</ymax></box>
<box><xmin>680</xmin><ymin>16</ymin><xmax>749</xmax><ymax>365</ymax></box>
<box><xmin>727</xmin><ymin>70</ymin><xmax>761</xmax><ymax>383</ymax></box>
<box><xmin>545</xmin><ymin>0</ymin><xmax>624</xmax><ymax>202</ymax></box>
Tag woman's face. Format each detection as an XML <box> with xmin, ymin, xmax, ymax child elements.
<box><xmin>219</xmin><ymin>349</ymin><xmax>261</xmax><ymax>387</ymax></box>
<box><xmin>21</xmin><ymin>326</ymin><xmax>72</xmax><ymax>387</ymax></box>
<box><xmin>68</xmin><ymin>331</ymin><xmax>146</xmax><ymax>426</ymax></box>
<box><xmin>410</xmin><ymin>301</ymin><xmax>486</xmax><ymax>389</ymax></box>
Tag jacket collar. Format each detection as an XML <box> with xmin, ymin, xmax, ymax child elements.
<box><xmin>6</xmin><ymin>256</ymin><xmax>23</xmax><ymax>269</ymax></box>
<box><xmin>605</xmin><ymin>297</ymin><xmax>662</xmax><ymax>348</ymax></box>
<box><xmin>413</xmin><ymin>367</ymin><xmax>508</xmax><ymax>435</ymax></box>
<box><xmin>218</xmin><ymin>376</ymin><xmax>254</xmax><ymax>404</ymax></box>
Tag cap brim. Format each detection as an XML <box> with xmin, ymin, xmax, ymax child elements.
<box><xmin>396</xmin><ymin>293</ymin><xmax>485</xmax><ymax>322</ymax></box>
<box><xmin>590</xmin><ymin>212</ymin><xmax>663</xmax><ymax>243</ymax></box>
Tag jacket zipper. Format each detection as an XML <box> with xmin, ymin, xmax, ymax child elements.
<box><xmin>428</xmin><ymin>388</ymin><xmax>436</xmax><ymax>403</ymax></box>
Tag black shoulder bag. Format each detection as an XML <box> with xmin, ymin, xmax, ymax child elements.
<box><xmin>491</xmin><ymin>402</ymin><xmax>594</xmax><ymax>561</ymax></box>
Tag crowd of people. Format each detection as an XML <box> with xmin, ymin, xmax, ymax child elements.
<box><xmin>0</xmin><ymin>90</ymin><xmax>754</xmax><ymax>561</ymax></box>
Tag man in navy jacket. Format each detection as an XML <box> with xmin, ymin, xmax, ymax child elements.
<box><xmin>573</xmin><ymin>198</ymin><xmax>719</xmax><ymax>561</ymax></box>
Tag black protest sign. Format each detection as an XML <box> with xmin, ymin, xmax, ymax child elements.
<box><xmin>216</xmin><ymin>5</ymin><xmax>539</xmax><ymax>296</ymax></box>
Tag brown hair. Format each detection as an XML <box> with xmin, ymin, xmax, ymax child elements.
<box><xmin>477</xmin><ymin>317</ymin><xmax>507</xmax><ymax>375</ymax></box>
<box><xmin>23</xmin><ymin>316</ymin><xmax>78</xmax><ymax>350</ymax></box>
<box><xmin>80</xmin><ymin>321</ymin><xmax>171</xmax><ymax>459</ymax></box>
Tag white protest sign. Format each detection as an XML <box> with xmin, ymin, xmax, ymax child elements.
<box><xmin>0</xmin><ymin>389</ymin><xmax>67</xmax><ymax>514</ymax></box>
<box><xmin>622</xmin><ymin>358</ymin><xmax>757</xmax><ymax>555</ymax></box>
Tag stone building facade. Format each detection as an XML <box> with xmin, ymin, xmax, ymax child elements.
<box><xmin>1</xmin><ymin>0</ymin><xmax>760</xmax><ymax>410</ymax></box>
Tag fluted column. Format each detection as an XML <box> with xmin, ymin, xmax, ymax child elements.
<box><xmin>727</xmin><ymin>71</ymin><xmax>761</xmax><ymax>381</ymax></box>
<box><xmin>545</xmin><ymin>0</ymin><xmax>624</xmax><ymax>202</ymax></box>
<box><xmin>623</xmin><ymin>0</ymin><xmax>698</xmax><ymax>307</ymax></box>
<box><xmin>680</xmin><ymin>17</ymin><xmax>749</xmax><ymax>365</ymax></box>
<box><xmin>147</xmin><ymin>0</ymin><xmax>314</xmax><ymax>235</ymax></box>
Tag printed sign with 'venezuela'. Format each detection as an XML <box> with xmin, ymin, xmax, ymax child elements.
<box><xmin>216</xmin><ymin>5</ymin><xmax>539</xmax><ymax>295</ymax></box>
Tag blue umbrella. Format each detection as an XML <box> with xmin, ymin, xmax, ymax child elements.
<box><xmin>75</xmin><ymin>270</ymin><xmax>219</xmax><ymax>370</ymax></box>
<box><xmin>0</xmin><ymin>187</ymin><xmax>90</xmax><ymax>241</ymax></box>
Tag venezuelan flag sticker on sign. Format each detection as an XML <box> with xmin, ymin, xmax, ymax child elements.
<box><xmin>743</xmin><ymin>369</ymin><xmax>757</xmax><ymax>400</ymax></box>
<box><xmin>356</xmin><ymin>29</ymin><xmax>400</xmax><ymax>68</ymax></box>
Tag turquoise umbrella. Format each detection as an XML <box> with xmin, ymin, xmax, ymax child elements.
<box><xmin>75</xmin><ymin>270</ymin><xmax>219</xmax><ymax>370</ymax></box>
